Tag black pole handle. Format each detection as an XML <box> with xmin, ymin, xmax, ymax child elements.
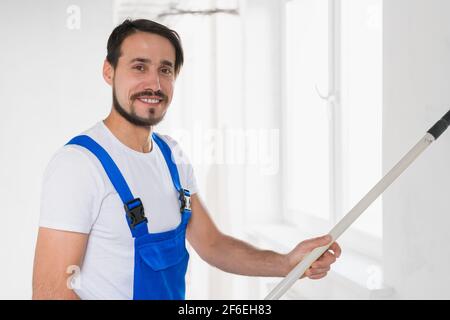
<box><xmin>427</xmin><ymin>109</ymin><xmax>450</xmax><ymax>140</ymax></box>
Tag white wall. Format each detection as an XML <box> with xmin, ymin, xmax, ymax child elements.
<box><xmin>0</xmin><ymin>0</ymin><xmax>113</xmax><ymax>299</ymax></box>
<box><xmin>383</xmin><ymin>0</ymin><xmax>450</xmax><ymax>299</ymax></box>
<box><xmin>242</xmin><ymin>0</ymin><xmax>282</xmax><ymax>226</ymax></box>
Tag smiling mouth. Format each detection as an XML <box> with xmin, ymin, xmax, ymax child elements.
<box><xmin>136</xmin><ymin>97</ymin><xmax>163</xmax><ymax>105</ymax></box>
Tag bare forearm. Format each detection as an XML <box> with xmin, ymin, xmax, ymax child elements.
<box><xmin>32</xmin><ymin>289</ymin><xmax>80</xmax><ymax>300</ymax></box>
<box><xmin>187</xmin><ymin>195</ymin><xmax>341</xmax><ymax>281</ymax></box>
<box><xmin>204</xmin><ymin>234</ymin><xmax>289</xmax><ymax>277</ymax></box>
<box><xmin>32</xmin><ymin>279</ymin><xmax>81</xmax><ymax>300</ymax></box>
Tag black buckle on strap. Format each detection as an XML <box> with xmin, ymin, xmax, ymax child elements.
<box><xmin>124</xmin><ymin>198</ymin><xmax>148</xmax><ymax>228</ymax></box>
<box><xmin>179</xmin><ymin>189</ymin><xmax>191</xmax><ymax>213</ymax></box>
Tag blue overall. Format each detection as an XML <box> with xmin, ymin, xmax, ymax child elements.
<box><xmin>66</xmin><ymin>133</ymin><xmax>192</xmax><ymax>300</ymax></box>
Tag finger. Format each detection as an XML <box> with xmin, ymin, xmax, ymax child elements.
<box><xmin>311</xmin><ymin>252</ymin><xmax>336</xmax><ymax>269</ymax></box>
<box><xmin>328</xmin><ymin>242</ymin><xmax>342</xmax><ymax>258</ymax></box>
<box><xmin>301</xmin><ymin>234</ymin><xmax>332</xmax><ymax>251</ymax></box>
<box><xmin>303</xmin><ymin>267</ymin><xmax>314</xmax><ymax>278</ymax></box>
<box><xmin>308</xmin><ymin>272</ymin><xmax>328</xmax><ymax>280</ymax></box>
<box><xmin>304</xmin><ymin>265</ymin><xmax>330</xmax><ymax>277</ymax></box>
<box><xmin>309</xmin><ymin>266</ymin><xmax>330</xmax><ymax>275</ymax></box>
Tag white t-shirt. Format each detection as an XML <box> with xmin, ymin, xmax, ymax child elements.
<box><xmin>39</xmin><ymin>121</ymin><xmax>198</xmax><ymax>300</ymax></box>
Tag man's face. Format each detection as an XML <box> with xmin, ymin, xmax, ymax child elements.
<box><xmin>106</xmin><ymin>32</ymin><xmax>176</xmax><ymax>127</ymax></box>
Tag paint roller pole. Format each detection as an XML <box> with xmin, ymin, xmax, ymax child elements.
<box><xmin>265</xmin><ymin>109</ymin><xmax>450</xmax><ymax>300</ymax></box>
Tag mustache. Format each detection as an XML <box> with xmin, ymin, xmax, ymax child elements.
<box><xmin>131</xmin><ymin>90</ymin><xmax>167</xmax><ymax>101</ymax></box>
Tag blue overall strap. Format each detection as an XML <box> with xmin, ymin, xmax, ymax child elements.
<box><xmin>152</xmin><ymin>133</ymin><xmax>191</xmax><ymax>213</ymax></box>
<box><xmin>66</xmin><ymin>135</ymin><xmax>149</xmax><ymax>238</ymax></box>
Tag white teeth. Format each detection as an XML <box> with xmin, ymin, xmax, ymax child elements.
<box><xmin>139</xmin><ymin>98</ymin><xmax>160</xmax><ymax>104</ymax></box>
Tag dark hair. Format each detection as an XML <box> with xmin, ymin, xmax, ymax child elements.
<box><xmin>106</xmin><ymin>19</ymin><xmax>184</xmax><ymax>76</ymax></box>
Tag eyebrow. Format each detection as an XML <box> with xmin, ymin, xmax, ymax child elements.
<box><xmin>129</xmin><ymin>58</ymin><xmax>174</xmax><ymax>68</ymax></box>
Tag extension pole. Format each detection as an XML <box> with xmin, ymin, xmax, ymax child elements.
<box><xmin>265</xmin><ymin>109</ymin><xmax>450</xmax><ymax>300</ymax></box>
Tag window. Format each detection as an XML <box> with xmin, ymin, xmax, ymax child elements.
<box><xmin>282</xmin><ymin>0</ymin><xmax>383</xmax><ymax>258</ymax></box>
<box><xmin>284</xmin><ymin>0</ymin><xmax>331</xmax><ymax>222</ymax></box>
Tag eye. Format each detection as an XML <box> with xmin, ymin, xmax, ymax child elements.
<box><xmin>133</xmin><ymin>65</ymin><xmax>145</xmax><ymax>71</ymax></box>
<box><xmin>161</xmin><ymin>67</ymin><xmax>173</xmax><ymax>75</ymax></box>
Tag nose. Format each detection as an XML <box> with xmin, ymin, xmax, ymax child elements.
<box><xmin>144</xmin><ymin>68</ymin><xmax>161</xmax><ymax>92</ymax></box>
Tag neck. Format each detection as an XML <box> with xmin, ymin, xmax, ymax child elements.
<box><xmin>103</xmin><ymin>109</ymin><xmax>153</xmax><ymax>153</ymax></box>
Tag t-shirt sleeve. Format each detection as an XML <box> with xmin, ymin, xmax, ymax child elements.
<box><xmin>161</xmin><ymin>135</ymin><xmax>199</xmax><ymax>195</ymax></box>
<box><xmin>39</xmin><ymin>146</ymin><xmax>104</xmax><ymax>234</ymax></box>
<box><xmin>183</xmin><ymin>160</ymin><xmax>199</xmax><ymax>195</ymax></box>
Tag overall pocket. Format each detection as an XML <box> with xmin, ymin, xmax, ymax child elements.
<box><xmin>133</xmin><ymin>229</ymin><xmax>189</xmax><ymax>300</ymax></box>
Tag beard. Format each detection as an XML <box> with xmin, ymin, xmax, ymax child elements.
<box><xmin>112</xmin><ymin>86</ymin><xmax>167</xmax><ymax>128</ymax></box>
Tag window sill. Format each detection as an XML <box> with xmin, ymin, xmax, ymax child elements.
<box><xmin>245</xmin><ymin>221</ymin><xmax>395</xmax><ymax>299</ymax></box>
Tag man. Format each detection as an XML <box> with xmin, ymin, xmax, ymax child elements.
<box><xmin>33</xmin><ymin>19</ymin><xmax>341</xmax><ymax>300</ymax></box>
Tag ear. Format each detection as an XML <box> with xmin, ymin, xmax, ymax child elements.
<box><xmin>103</xmin><ymin>59</ymin><xmax>114</xmax><ymax>86</ymax></box>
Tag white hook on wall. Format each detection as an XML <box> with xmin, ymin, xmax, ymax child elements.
<box><xmin>315</xmin><ymin>84</ymin><xmax>336</xmax><ymax>103</ymax></box>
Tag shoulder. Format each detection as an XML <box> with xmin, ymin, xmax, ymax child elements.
<box><xmin>153</xmin><ymin>133</ymin><xmax>199</xmax><ymax>194</ymax></box>
<box><xmin>44</xmin><ymin>122</ymin><xmax>108</xmax><ymax>181</ymax></box>
<box><xmin>40</xmin><ymin>145</ymin><xmax>105</xmax><ymax>233</ymax></box>
<box><xmin>153</xmin><ymin>133</ymin><xmax>192</xmax><ymax>165</ymax></box>
<box><xmin>43</xmin><ymin>143</ymin><xmax>105</xmax><ymax>191</ymax></box>
<box><xmin>47</xmin><ymin>144</ymin><xmax>97</xmax><ymax>171</ymax></box>
<box><xmin>154</xmin><ymin>133</ymin><xmax>179</xmax><ymax>149</ymax></box>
